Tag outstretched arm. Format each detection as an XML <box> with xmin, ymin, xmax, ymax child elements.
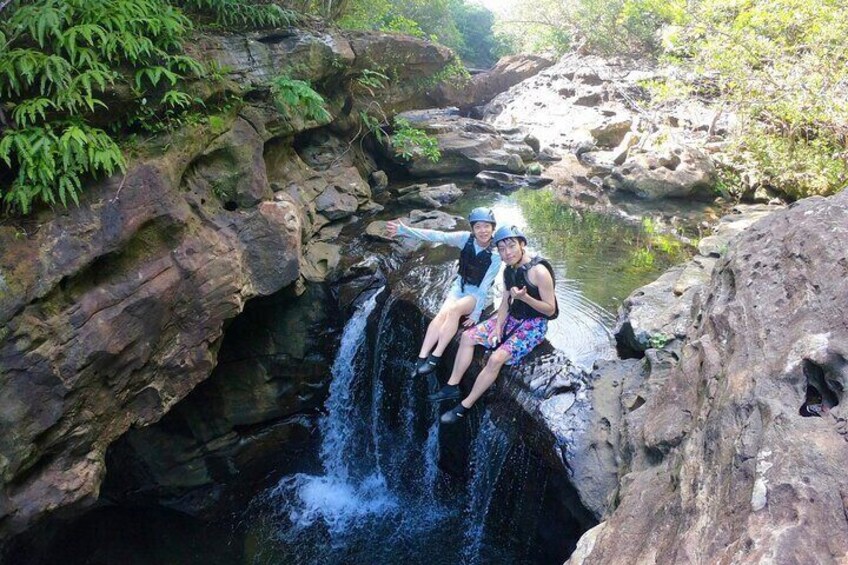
<box><xmin>386</xmin><ymin>220</ymin><xmax>468</xmax><ymax>248</ymax></box>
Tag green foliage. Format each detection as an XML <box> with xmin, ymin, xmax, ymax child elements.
<box><xmin>0</xmin><ymin>0</ymin><xmax>301</xmax><ymax>214</ymax></box>
<box><xmin>0</xmin><ymin>121</ymin><xmax>124</xmax><ymax>211</ymax></box>
<box><xmin>429</xmin><ymin>56</ymin><xmax>471</xmax><ymax>88</ymax></box>
<box><xmin>0</xmin><ymin>0</ymin><xmax>200</xmax><ymax>213</ymax></box>
<box><xmin>648</xmin><ymin>332</ymin><xmax>672</xmax><ymax>349</ymax></box>
<box><xmin>492</xmin><ymin>0</ymin><xmax>685</xmax><ymax>56</ymax></box>
<box><xmin>390</xmin><ymin>117</ymin><xmax>440</xmax><ymax>162</ymax></box>
<box><xmin>354</xmin><ymin>68</ymin><xmax>390</xmax><ymax>95</ymax></box>
<box><xmin>270</xmin><ymin>75</ymin><xmax>331</xmax><ymax>122</ymax></box>
<box><xmin>334</xmin><ymin>0</ymin><xmax>495</xmax><ymax>67</ymax></box>
<box><xmin>172</xmin><ymin>0</ymin><xmax>298</xmax><ymax>29</ymax></box>
<box><xmin>660</xmin><ymin>0</ymin><xmax>848</xmax><ymax>198</ymax></box>
<box><xmin>448</xmin><ymin>1</ymin><xmax>498</xmax><ymax>67</ymax></box>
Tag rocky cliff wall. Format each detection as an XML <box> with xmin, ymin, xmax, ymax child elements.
<box><xmin>0</xmin><ymin>27</ymin><xmax>456</xmax><ymax>541</ymax></box>
<box><xmin>569</xmin><ymin>189</ymin><xmax>848</xmax><ymax>564</ymax></box>
<box><xmin>0</xmin><ymin>23</ymin><xmax>551</xmax><ymax>543</ymax></box>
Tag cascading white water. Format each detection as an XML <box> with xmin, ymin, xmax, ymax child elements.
<box><xmin>461</xmin><ymin>413</ymin><xmax>512</xmax><ymax>565</ymax></box>
<box><xmin>267</xmin><ymin>289</ymin><xmax>399</xmax><ymax>539</ymax></box>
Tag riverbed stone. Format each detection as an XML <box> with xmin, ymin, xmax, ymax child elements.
<box><xmin>314</xmin><ymin>185</ymin><xmax>359</xmax><ymax>220</ymax></box>
<box><xmin>397</xmin><ymin>183</ymin><xmax>463</xmax><ymax>208</ymax></box>
<box><xmin>474</xmin><ymin>170</ymin><xmax>553</xmax><ymax>192</ymax></box>
<box><xmin>369</xmin><ymin>170</ymin><xmax>389</xmax><ymax>195</ymax></box>
<box><xmin>301</xmin><ymin>241</ymin><xmax>342</xmax><ymax>283</ymax></box>
<box><xmin>589</xmin><ymin>116</ymin><xmax>632</xmax><ymax>148</ymax></box>
<box><xmin>606</xmin><ymin>144</ymin><xmax>717</xmax><ymax>200</ymax></box>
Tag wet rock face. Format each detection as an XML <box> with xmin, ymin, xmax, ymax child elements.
<box><xmin>578</xmin><ymin>190</ymin><xmax>848</xmax><ymax>563</ymax></box>
<box><xmin>614</xmin><ymin>204</ymin><xmax>782</xmax><ymax>357</ymax></box>
<box><xmin>0</xmin><ymin>153</ymin><xmax>302</xmax><ymax>539</ymax></box>
<box><xmin>0</xmin><ymin>27</ymin><xmax>460</xmax><ymax>542</ymax></box>
<box><xmin>100</xmin><ymin>284</ymin><xmax>338</xmax><ymax>517</ymax></box>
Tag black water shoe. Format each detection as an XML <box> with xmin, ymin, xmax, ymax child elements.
<box><xmin>426</xmin><ymin>373</ymin><xmax>439</xmax><ymax>394</ymax></box>
<box><xmin>416</xmin><ymin>354</ymin><xmax>440</xmax><ymax>376</ymax></box>
<box><xmin>440</xmin><ymin>403</ymin><xmax>468</xmax><ymax>424</ymax></box>
<box><xmin>428</xmin><ymin>384</ymin><xmax>460</xmax><ymax>402</ymax></box>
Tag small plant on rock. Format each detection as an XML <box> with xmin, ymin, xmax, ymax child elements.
<box><xmin>270</xmin><ymin>75</ymin><xmax>331</xmax><ymax>123</ymax></box>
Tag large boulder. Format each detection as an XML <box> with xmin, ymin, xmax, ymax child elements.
<box><xmin>434</xmin><ymin>54</ymin><xmax>556</xmax><ymax>111</ymax></box>
<box><xmin>606</xmin><ymin>143</ymin><xmax>717</xmax><ymax>200</ymax></box>
<box><xmin>614</xmin><ymin>205</ymin><xmax>781</xmax><ymax>356</ymax></box>
<box><xmin>575</xmin><ymin>189</ymin><xmax>848</xmax><ymax>563</ymax></box>
<box><xmin>345</xmin><ymin>31</ymin><xmax>454</xmax><ymax>116</ymax></box>
<box><xmin>396</xmin><ymin>183</ymin><xmax>463</xmax><ymax>209</ymax></box>
<box><xmin>383</xmin><ymin>108</ymin><xmax>537</xmax><ymax>177</ymax></box>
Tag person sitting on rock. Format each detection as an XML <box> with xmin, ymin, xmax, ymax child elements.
<box><xmin>429</xmin><ymin>225</ymin><xmax>558</xmax><ymax>424</ymax></box>
<box><xmin>386</xmin><ymin>208</ymin><xmax>501</xmax><ymax>380</ymax></box>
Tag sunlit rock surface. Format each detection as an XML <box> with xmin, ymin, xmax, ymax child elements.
<box><xmin>571</xmin><ymin>189</ymin><xmax>848</xmax><ymax>564</ymax></box>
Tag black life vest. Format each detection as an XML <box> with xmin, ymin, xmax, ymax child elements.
<box><xmin>504</xmin><ymin>256</ymin><xmax>559</xmax><ymax>320</ymax></box>
<box><xmin>458</xmin><ymin>234</ymin><xmax>493</xmax><ymax>291</ymax></box>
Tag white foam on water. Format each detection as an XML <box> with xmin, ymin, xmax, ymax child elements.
<box><xmin>277</xmin><ymin>472</ymin><xmax>398</xmax><ymax>535</ymax></box>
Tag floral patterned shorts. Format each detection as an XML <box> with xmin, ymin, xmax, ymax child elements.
<box><xmin>465</xmin><ymin>314</ymin><xmax>548</xmax><ymax>366</ymax></box>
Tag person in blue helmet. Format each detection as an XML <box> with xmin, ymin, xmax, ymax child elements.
<box><xmin>386</xmin><ymin>208</ymin><xmax>501</xmax><ymax>379</ymax></box>
<box><xmin>429</xmin><ymin>225</ymin><xmax>558</xmax><ymax>424</ymax></box>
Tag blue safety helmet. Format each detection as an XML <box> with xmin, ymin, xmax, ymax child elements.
<box><xmin>493</xmin><ymin>225</ymin><xmax>527</xmax><ymax>246</ymax></box>
<box><xmin>468</xmin><ymin>207</ymin><xmax>496</xmax><ymax>227</ymax></box>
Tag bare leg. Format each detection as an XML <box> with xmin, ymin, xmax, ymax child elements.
<box><xmin>460</xmin><ymin>349</ymin><xmax>509</xmax><ymax>408</ymax></box>
<box><xmin>418</xmin><ymin>310</ymin><xmax>447</xmax><ymax>358</ymax></box>
<box><xmin>446</xmin><ymin>330</ymin><xmax>478</xmax><ymax>386</ymax></box>
<box><xmin>431</xmin><ymin>295</ymin><xmax>475</xmax><ymax>357</ymax></box>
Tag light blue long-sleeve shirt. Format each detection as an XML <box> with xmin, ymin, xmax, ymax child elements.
<box><xmin>396</xmin><ymin>223</ymin><xmax>501</xmax><ymax>322</ymax></box>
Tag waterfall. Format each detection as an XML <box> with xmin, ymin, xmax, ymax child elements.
<box><xmin>461</xmin><ymin>412</ymin><xmax>512</xmax><ymax>565</ymax></box>
<box><xmin>266</xmin><ymin>289</ymin><xmax>398</xmax><ymax>540</ymax></box>
<box><xmin>252</xmin><ymin>289</ymin><xmax>568</xmax><ymax>564</ymax></box>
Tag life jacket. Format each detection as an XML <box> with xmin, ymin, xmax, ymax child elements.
<box><xmin>504</xmin><ymin>256</ymin><xmax>559</xmax><ymax>320</ymax></box>
<box><xmin>459</xmin><ymin>234</ymin><xmax>494</xmax><ymax>291</ymax></box>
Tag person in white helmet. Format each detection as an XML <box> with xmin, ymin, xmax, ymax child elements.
<box><xmin>386</xmin><ymin>207</ymin><xmax>501</xmax><ymax>380</ymax></box>
<box><xmin>429</xmin><ymin>225</ymin><xmax>558</xmax><ymax>424</ymax></box>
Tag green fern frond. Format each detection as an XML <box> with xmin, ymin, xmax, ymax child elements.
<box><xmin>171</xmin><ymin>0</ymin><xmax>297</xmax><ymax>30</ymax></box>
<box><xmin>7</xmin><ymin>1</ymin><xmax>69</xmax><ymax>48</ymax></box>
<box><xmin>166</xmin><ymin>54</ymin><xmax>205</xmax><ymax>77</ymax></box>
<box><xmin>270</xmin><ymin>75</ymin><xmax>331</xmax><ymax>123</ymax></box>
<box><xmin>60</xmin><ymin>23</ymin><xmax>108</xmax><ymax>61</ymax></box>
<box><xmin>161</xmin><ymin>89</ymin><xmax>193</xmax><ymax>108</ymax></box>
<box><xmin>134</xmin><ymin>65</ymin><xmax>179</xmax><ymax>90</ymax></box>
<box><xmin>11</xmin><ymin>97</ymin><xmax>55</xmax><ymax>127</ymax></box>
